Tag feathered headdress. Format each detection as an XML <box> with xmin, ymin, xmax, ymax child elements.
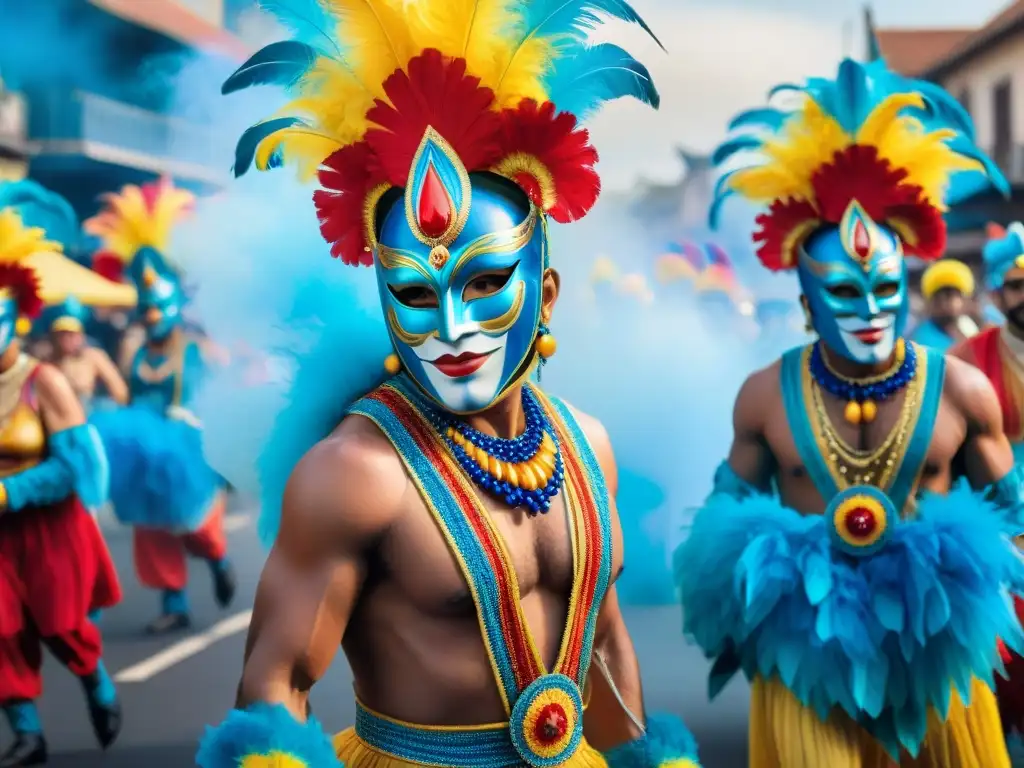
<box><xmin>84</xmin><ymin>177</ymin><xmax>195</xmax><ymax>282</ymax></box>
<box><xmin>982</xmin><ymin>221</ymin><xmax>1024</xmax><ymax>290</ymax></box>
<box><xmin>224</xmin><ymin>0</ymin><xmax>662</xmax><ymax>266</ymax></box>
<box><xmin>0</xmin><ymin>209</ymin><xmax>49</xmax><ymax>319</ymax></box>
<box><xmin>710</xmin><ymin>58</ymin><xmax>1007</xmax><ymax>270</ymax></box>
<box><xmin>0</xmin><ymin>180</ymin><xmax>81</xmax><ymax>253</ymax></box>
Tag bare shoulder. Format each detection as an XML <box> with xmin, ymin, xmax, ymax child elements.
<box><xmin>735</xmin><ymin>358</ymin><xmax>782</xmax><ymax>426</ymax></box>
<box><xmin>942</xmin><ymin>354</ymin><xmax>1001</xmax><ymax>431</ymax></box>
<box><xmin>278</xmin><ymin>413</ymin><xmax>410</xmax><ymax>555</ymax></box>
<box><xmin>32</xmin><ymin>362</ymin><xmax>82</xmax><ymax>414</ymax></box>
<box><xmin>83</xmin><ymin>346</ymin><xmax>115</xmax><ymax>365</ymax></box>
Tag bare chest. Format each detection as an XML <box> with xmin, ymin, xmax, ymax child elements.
<box><xmin>382</xmin><ymin>489</ymin><xmax>577</xmax><ymax>616</ymax></box>
<box><xmin>58</xmin><ymin>357</ymin><xmax>97</xmax><ymax>398</ymax></box>
<box><xmin>765</xmin><ymin>385</ymin><xmax>964</xmax><ymax>514</ymax></box>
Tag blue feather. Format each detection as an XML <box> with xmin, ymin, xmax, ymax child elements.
<box><xmin>945</xmin><ymin>135</ymin><xmax>1010</xmax><ymax>198</ymax></box>
<box><xmin>727</xmin><ymin>107</ymin><xmax>788</xmax><ymax>132</ymax></box>
<box><xmin>506</xmin><ymin>0</ymin><xmax>663</xmax><ymax>66</ymax></box>
<box><xmin>711</xmin><ymin>135</ymin><xmax>763</xmax><ymax>167</ymax></box>
<box><xmin>0</xmin><ymin>180</ymin><xmax>80</xmax><ymax>251</ymax></box>
<box><xmin>196</xmin><ymin>703</ymin><xmax>342</xmax><ymax>768</ymax></box>
<box><xmin>543</xmin><ymin>43</ymin><xmax>658</xmax><ymax>119</ymax></box>
<box><xmin>233</xmin><ymin>117</ymin><xmax>304</xmax><ymax>177</ymax></box>
<box><xmin>222</xmin><ymin>41</ymin><xmax>318</xmax><ymax>95</ymax></box>
<box><xmin>258</xmin><ymin>0</ymin><xmax>341</xmax><ymax>55</ymax></box>
<box><xmin>675</xmin><ymin>478</ymin><xmax>1024</xmax><ymax>759</ymax></box>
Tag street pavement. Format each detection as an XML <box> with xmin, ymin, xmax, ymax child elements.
<box><xmin>7</xmin><ymin>501</ymin><xmax>749</xmax><ymax>767</ymax></box>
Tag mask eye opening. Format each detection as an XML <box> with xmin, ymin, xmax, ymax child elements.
<box><xmin>462</xmin><ymin>262</ymin><xmax>518</xmax><ymax>302</ymax></box>
<box><xmin>826</xmin><ymin>283</ymin><xmax>862</xmax><ymax>300</ymax></box>
<box><xmin>388</xmin><ymin>283</ymin><xmax>439</xmax><ymax>309</ymax></box>
<box><xmin>874</xmin><ymin>281</ymin><xmax>900</xmax><ymax>298</ymax></box>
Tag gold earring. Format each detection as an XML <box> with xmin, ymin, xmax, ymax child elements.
<box><xmin>15</xmin><ymin>317</ymin><xmax>31</xmax><ymax>337</ymax></box>
<box><xmin>535</xmin><ymin>321</ymin><xmax>557</xmax><ymax>360</ymax></box>
<box><xmin>384</xmin><ymin>353</ymin><xmax>401</xmax><ymax>375</ymax></box>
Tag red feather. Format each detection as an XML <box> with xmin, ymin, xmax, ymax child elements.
<box><xmin>754</xmin><ymin>144</ymin><xmax>948</xmax><ymax>268</ymax></box>
<box><xmin>752</xmin><ymin>198</ymin><xmax>819</xmax><ymax>271</ymax></box>
<box><xmin>365</xmin><ymin>50</ymin><xmax>504</xmax><ymax>186</ymax></box>
<box><xmin>0</xmin><ymin>264</ymin><xmax>42</xmax><ymax>318</ymax></box>
<box><xmin>314</xmin><ymin>141</ymin><xmax>385</xmax><ymax>266</ymax></box>
<box><xmin>493</xmin><ymin>100</ymin><xmax>600</xmax><ymax>222</ymax></box>
<box><xmin>92</xmin><ymin>251</ymin><xmax>125</xmax><ymax>283</ymax></box>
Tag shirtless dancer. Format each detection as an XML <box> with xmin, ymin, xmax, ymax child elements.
<box><xmin>677</xmin><ymin>58</ymin><xmax>1024</xmax><ymax>765</ymax></box>
<box><xmin>46</xmin><ymin>298</ymin><xmax>127</xmax><ymax>410</ymax></box>
<box><xmin>196</xmin><ymin>1</ymin><xmax>700</xmax><ymax>765</ymax></box>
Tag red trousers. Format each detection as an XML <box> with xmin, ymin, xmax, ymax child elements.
<box><xmin>132</xmin><ymin>494</ymin><xmax>227</xmax><ymax>590</ymax></box>
<box><xmin>997</xmin><ymin>596</ymin><xmax>1024</xmax><ymax>734</ymax></box>
<box><xmin>0</xmin><ymin>497</ymin><xmax>119</xmax><ymax>701</ymax></box>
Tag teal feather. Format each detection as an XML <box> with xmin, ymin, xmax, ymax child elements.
<box><xmin>258</xmin><ymin>0</ymin><xmax>341</xmax><ymax>56</ymax></box>
<box><xmin>0</xmin><ymin>180</ymin><xmax>80</xmax><ymax>251</ymax></box>
<box><xmin>232</xmin><ymin>117</ymin><xmax>305</xmax><ymax>177</ymax></box>
<box><xmin>543</xmin><ymin>43</ymin><xmax>658</xmax><ymax>120</ymax></box>
<box><xmin>727</xmin><ymin>107</ymin><xmax>787</xmax><ymax>132</ymax></box>
<box><xmin>507</xmin><ymin>0</ymin><xmax>663</xmax><ymax>67</ymax></box>
<box><xmin>222</xmin><ymin>41</ymin><xmax>318</xmax><ymax>95</ymax></box>
<box><xmin>711</xmin><ymin>135</ymin><xmax>762</xmax><ymax>166</ymax></box>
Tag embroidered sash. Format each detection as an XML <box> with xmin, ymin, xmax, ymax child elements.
<box><xmin>780</xmin><ymin>343</ymin><xmax>945</xmax><ymax>514</ymax></box>
<box><xmin>346</xmin><ymin>375</ymin><xmax>612</xmax><ymax>713</ymax></box>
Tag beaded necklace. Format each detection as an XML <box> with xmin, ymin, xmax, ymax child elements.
<box><xmin>422</xmin><ymin>387</ymin><xmax>564</xmax><ymax>515</ymax></box>
<box><xmin>809</xmin><ymin>338</ymin><xmax>917</xmax><ymax>425</ymax></box>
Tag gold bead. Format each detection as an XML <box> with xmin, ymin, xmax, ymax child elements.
<box><xmin>475</xmin><ymin>450</ymin><xmax>489</xmax><ymax>470</ymax></box>
<box><xmin>506</xmin><ymin>464</ymin><xmax>519</xmax><ymax>487</ymax></box>
<box><xmin>535</xmin><ymin>333</ymin><xmax>557</xmax><ymax>360</ymax></box>
<box><xmin>14</xmin><ymin>317</ymin><xmax>31</xmax><ymax>337</ymax></box>
<box><xmin>384</xmin><ymin>353</ymin><xmax>401</xmax><ymax>375</ymax></box>
<box><xmin>491</xmin><ymin>457</ymin><xmax>504</xmax><ymax>482</ymax></box>
<box><xmin>536</xmin><ymin>450</ymin><xmax>556</xmax><ymax>470</ymax></box>
<box><xmin>519</xmin><ymin>463</ymin><xmax>539</xmax><ymax>491</ymax></box>
<box><xmin>843</xmin><ymin>401</ymin><xmax>862</xmax><ymax>425</ymax></box>
<box><xmin>861</xmin><ymin>400</ymin><xmax>878</xmax><ymax>423</ymax></box>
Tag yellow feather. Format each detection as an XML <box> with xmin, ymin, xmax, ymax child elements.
<box><xmin>321</xmin><ymin>0</ymin><xmax>415</xmax><ymax>98</ymax></box>
<box><xmin>727</xmin><ymin>165</ymin><xmax>813</xmax><ymax>204</ymax></box>
<box><xmin>82</xmin><ymin>179</ymin><xmax>193</xmax><ymax>258</ymax></box>
<box><xmin>257</xmin><ymin>128</ymin><xmax>344</xmax><ymax>180</ymax></box>
<box><xmin>873</xmin><ymin>120</ymin><xmax>981</xmax><ymax>209</ymax></box>
<box><xmin>855</xmin><ymin>92</ymin><xmax>924</xmax><ymax>147</ymax></box>
<box><xmin>492</xmin><ymin>37</ymin><xmax>553</xmax><ymax>107</ymax></box>
<box><xmin>0</xmin><ymin>209</ymin><xmax>59</xmax><ymax>264</ymax></box>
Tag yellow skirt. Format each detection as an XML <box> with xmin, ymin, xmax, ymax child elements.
<box><xmin>749</xmin><ymin>676</ymin><xmax>1010</xmax><ymax>768</ymax></box>
<box><xmin>334</xmin><ymin>726</ymin><xmax>610</xmax><ymax>767</ymax></box>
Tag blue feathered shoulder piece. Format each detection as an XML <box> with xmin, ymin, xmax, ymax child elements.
<box><xmin>177</xmin><ymin>176</ymin><xmax>390</xmax><ymax>547</ymax></box>
<box><xmin>603</xmin><ymin>713</ymin><xmax>701</xmax><ymax>767</ymax></box>
<box><xmin>983</xmin><ymin>222</ymin><xmax>1024</xmax><ymax>290</ymax></box>
<box><xmin>0</xmin><ymin>179</ymin><xmax>80</xmax><ymax>252</ymax></box>
<box><xmin>196</xmin><ymin>703</ymin><xmax>343</xmax><ymax>767</ymax></box>
<box><xmin>675</xmin><ymin>465</ymin><xmax>1024</xmax><ymax>758</ymax></box>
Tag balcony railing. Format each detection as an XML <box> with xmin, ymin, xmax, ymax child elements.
<box><xmin>28</xmin><ymin>89</ymin><xmax>229</xmax><ymax>181</ymax></box>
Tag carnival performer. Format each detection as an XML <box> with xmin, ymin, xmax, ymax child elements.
<box><xmin>950</xmin><ymin>222</ymin><xmax>1024</xmax><ymax>741</ymax></box>
<box><xmin>85</xmin><ymin>179</ymin><xmax>236</xmax><ymax>635</ymax></box>
<box><xmin>675</xmin><ymin>57</ymin><xmax>1024</xmax><ymax>766</ymax></box>
<box><xmin>194</xmin><ymin>1</ymin><xmax>701</xmax><ymax>766</ymax></box>
<box><xmin>43</xmin><ymin>297</ymin><xmax>128</xmax><ymax>412</ymax></box>
<box><xmin>0</xmin><ymin>208</ymin><xmax>121</xmax><ymax>766</ymax></box>
<box><xmin>912</xmin><ymin>258</ymin><xmax>980</xmax><ymax>350</ymax></box>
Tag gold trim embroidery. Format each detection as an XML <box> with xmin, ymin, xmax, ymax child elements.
<box><xmin>479</xmin><ymin>281</ymin><xmax>526</xmax><ymax>334</ymax></box>
<box><xmin>404</xmin><ymin>127</ymin><xmax>472</xmax><ymax>249</ymax></box>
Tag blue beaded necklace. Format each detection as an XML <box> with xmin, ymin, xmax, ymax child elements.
<box><xmin>422</xmin><ymin>387</ymin><xmax>564</xmax><ymax>515</ymax></box>
<box><xmin>809</xmin><ymin>338</ymin><xmax>917</xmax><ymax>425</ymax></box>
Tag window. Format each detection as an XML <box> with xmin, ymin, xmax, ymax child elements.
<box><xmin>993</xmin><ymin>78</ymin><xmax>1013</xmax><ymax>171</ymax></box>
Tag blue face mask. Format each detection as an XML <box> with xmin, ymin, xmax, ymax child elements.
<box><xmin>375</xmin><ymin>129</ymin><xmax>546</xmax><ymax>414</ymax></box>
<box><xmin>138</xmin><ymin>268</ymin><xmax>184</xmax><ymax>342</ymax></box>
<box><xmin>797</xmin><ymin>201</ymin><xmax>908</xmax><ymax>365</ymax></box>
<box><xmin>0</xmin><ymin>296</ymin><xmax>17</xmax><ymax>354</ymax></box>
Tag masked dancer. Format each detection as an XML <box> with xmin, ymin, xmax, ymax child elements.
<box><xmin>86</xmin><ymin>179</ymin><xmax>235</xmax><ymax>635</ymax></box>
<box><xmin>676</xmin><ymin>57</ymin><xmax>1024</xmax><ymax>765</ymax></box>
<box><xmin>0</xmin><ymin>208</ymin><xmax>120</xmax><ymax>766</ymax></box>
<box><xmin>194</xmin><ymin>0</ymin><xmax>701</xmax><ymax>766</ymax></box>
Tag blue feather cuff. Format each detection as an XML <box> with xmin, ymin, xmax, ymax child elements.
<box><xmin>602</xmin><ymin>713</ymin><xmax>701</xmax><ymax>767</ymax></box>
<box><xmin>984</xmin><ymin>464</ymin><xmax>1024</xmax><ymax>535</ymax></box>
<box><xmin>195</xmin><ymin>703</ymin><xmax>343</xmax><ymax>768</ymax></box>
<box><xmin>674</xmin><ymin>484</ymin><xmax>1024</xmax><ymax>758</ymax></box>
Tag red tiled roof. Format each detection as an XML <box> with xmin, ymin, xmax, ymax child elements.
<box><xmin>876</xmin><ymin>29</ymin><xmax>972</xmax><ymax>77</ymax></box>
<box><xmin>923</xmin><ymin>0</ymin><xmax>1024</xmax><ymax>76</ymax></box>
<box><xmin>89</xmin><ymin>0</ymin><xmax>249</xmax><ymax>60</ymax></box>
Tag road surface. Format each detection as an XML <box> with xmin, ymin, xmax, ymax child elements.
<box><xmin>9</xmin><ymin>501</ymin><xmax>750</xmax><ymax>767</ymax></box>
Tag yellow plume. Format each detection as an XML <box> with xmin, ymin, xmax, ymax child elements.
<box><xmin>84</xmin><ymin>178</ymin><xmax>194</xmax><ymax>260</ymax></box>
<box><xmin>0</xmin><ymin>209</ymin><xmax>60</xmax><ymax>264</ymax></box>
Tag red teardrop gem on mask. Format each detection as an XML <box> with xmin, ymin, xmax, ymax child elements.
<box><xmin>852</xmin><ymin>219</ymin><xmax>871</xmax><ymax>260</ymax></box>
<box><xmin>418</xmin><ymin>162</ymin><xmax>453</xmax><ymax>239</ymax></box>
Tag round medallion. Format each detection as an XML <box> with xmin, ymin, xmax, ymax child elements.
<box><xmin>510</xmin><ymin>674</ymin><xmax>584</xmax><ymax>766</ymax></box>
<box><xmin>826</xmin><ymin>485</ymin><xmax>893</xmax><ymax>557</ymax></box>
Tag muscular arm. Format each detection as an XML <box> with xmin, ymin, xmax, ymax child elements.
<box><xmin>724</xmin><ymin>365</ymin><xmax>778</xmax><ymax>491</ymax></box>
<box><xmin>236</xmin><ymin>418</ymin><xmax>406</xmax><ymax>719</ymax></box>
<box><xmin>35</xmin><ymin>363</ymin><xmax>87</xmax><ymax>433</ymax></box>
<box><xmin>945</xmin><ymin>356</ymin><xmax>1015</xmax><ymax>489</ymax></box>
<box><xmin>572</xmin><ymin>409</ymin><xmax>646</xmax><ymax>750</ymax></box>
<box><xmin>86</xmin><ymin>347</ymin><xmax>129</xmax><ymax>404</ymax></box>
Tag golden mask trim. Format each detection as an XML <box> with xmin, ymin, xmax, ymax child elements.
<box><xmin>386</xmin><ymin>306</ymin><xmax>434</xmax><ymax>347</ymax></box>
<box><xmin>404</xmin><ymin>127</ymin><xmax>472</xmax><ymax>249</ymax></box>
<box><xmin>450</xmin><ymin>207</ymin><xmax>538</xmax><ymax>282</ymax></box>
<box><xmin>479</xmin><ymin>281</ymin><xmax>526</xmax><ymax>335</ymax></box>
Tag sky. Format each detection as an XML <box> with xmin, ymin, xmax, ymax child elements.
<box><xmin>586</xmin><ymin>0</ymin><xmax>1012</xmax><ymax>191</ymax></box>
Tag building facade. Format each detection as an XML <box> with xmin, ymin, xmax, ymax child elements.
<box><xmin>0</xmin><ymin>0</ymin><xmax>250</xmax><ymax>224</ymax></box>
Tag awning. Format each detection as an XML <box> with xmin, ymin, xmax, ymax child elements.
<box><xmin>24</xmin><ymin>250</ymin><xmax>137</xmax><ymax>307</ymax></box>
